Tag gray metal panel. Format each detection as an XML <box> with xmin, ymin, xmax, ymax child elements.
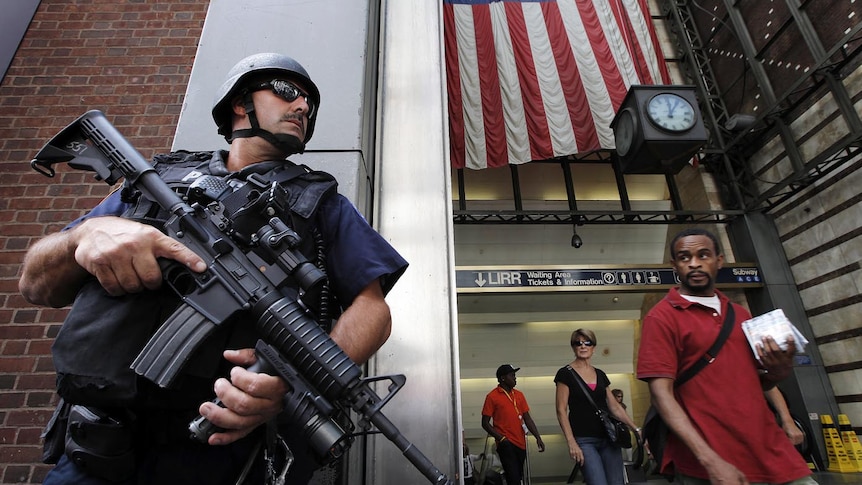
<box><xmin>173</xmin><ymin>0</ymin><xmax>372</xmax><ymax>153</ymax></box>
<box><xmin>729</xmin><ymin>212</ymin><xmax>840</xmax><ymax>471</ymax></box>
<box><xmin>779</xmin><ymin>365</ymin><xmax>834</xmax><ymax>470</ymax></box>
<box><xmin>0</xmin><ymin>0</ymin><xmax>40</xmax><ymax>84</ymax></box>
<box><xmin>371</xmin><ymin>0</ymin><xmax>461</xmax><ymax>482</ymax></box>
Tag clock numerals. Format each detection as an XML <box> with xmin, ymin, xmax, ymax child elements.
<box><xmin>647</xmin><ymin>93</ymin><xmax>696</xmax><ymax>132</ymax></box>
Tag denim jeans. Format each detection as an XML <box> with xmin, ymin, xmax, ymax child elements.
<box><xmin>575</xmin><ymin>436</ymin><xmax>625</xmax><ymax>485</ymax></box>
<box><xmin>43</xmin><ymin>456</ymin><xmax>112</xmax><ymax>485</ymax></box>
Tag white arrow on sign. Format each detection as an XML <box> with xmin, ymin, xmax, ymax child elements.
<box><xmin>474</xmin><ymin>273</ymin><xmax>487</xmax><ymax>287</ymax></box>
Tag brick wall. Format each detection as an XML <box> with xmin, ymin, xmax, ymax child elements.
<box><xmin>0</xmin><ymin>1</ymin><xmax>208</xmax><ymax>482</ymax></box>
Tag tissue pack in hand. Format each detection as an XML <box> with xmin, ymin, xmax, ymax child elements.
<box><xmin>741</xmin><ymin>309</ymin><xmax>809</xmax><ymax>356</ymax></box>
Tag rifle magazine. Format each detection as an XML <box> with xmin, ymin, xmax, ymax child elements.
<box><xmin>131</xmin><ymin>302</ymin><xmax>218</xmax><ymax>388</ymax></box>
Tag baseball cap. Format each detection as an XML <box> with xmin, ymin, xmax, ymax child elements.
<box><xmin>496</xmin><ymin>364</ymin><xmax>520</xmax><ymax>379</ymax></box>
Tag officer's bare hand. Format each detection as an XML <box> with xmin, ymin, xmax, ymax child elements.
<box><xmin>72</xmin><ymin>216</ymin><xmax>206</xmax><ymax>295</ymax></box>
<box><xmin>199</xmin><ymin>348</ymin><xmax>289</xmax><ymax>446</ymax></box>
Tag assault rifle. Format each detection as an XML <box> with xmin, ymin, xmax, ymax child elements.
<box><xmin>31</xmin><ymin>110</ymin><xmax>454</xmax><ymax>485</ymax></box>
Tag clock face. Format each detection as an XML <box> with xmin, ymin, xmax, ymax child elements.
<box><xmin>614</xmin><ymin>108</ymin><xmax>636</xmax><ymax>157</ymax></box>
<box><xmin>646</xmin><ymin>93</ymin><xmax>697</xmax><ymax>132</ymax></box>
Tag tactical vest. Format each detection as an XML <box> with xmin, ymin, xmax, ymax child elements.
<box><xmin>51</xmin><ymin>150</ymin><xmax>338</xmax><ymax>409</ymax></box>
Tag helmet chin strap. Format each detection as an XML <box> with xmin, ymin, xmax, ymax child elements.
<box><xmin>228</xmin><ymin>95</ymin><xmax>306</xmax><ymax>155</ymax></box>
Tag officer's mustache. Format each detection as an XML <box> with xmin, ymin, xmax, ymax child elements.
<box><xmin>281</xmin><ymin>113</ymin><xmax>305</xmax><ymax>124</ymax></box>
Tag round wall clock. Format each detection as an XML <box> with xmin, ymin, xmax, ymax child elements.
<box><xmin>613</xmin><ymin>108</ymin><xmax>636</xmax><ymax>157</ymax></box>
<box><xmin>646</xmin><ymin>92</ymin><xmax>696</xmax><ymax>132</ymax></box>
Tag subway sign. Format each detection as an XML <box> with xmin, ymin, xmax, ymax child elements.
<box><xmin>455</xmin><ymin>264</ymin><xmax>762</xmax><ymax>293</ymax></box>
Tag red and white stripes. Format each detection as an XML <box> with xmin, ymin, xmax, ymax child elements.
<box><xmin>444</xmin><ymin>0</ymin><xmax>670</xmax><ymax>169</ymax></box>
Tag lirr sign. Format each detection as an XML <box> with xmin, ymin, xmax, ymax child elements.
<box><xmin>456</xmin><ymin>264</ymin><xmax>762</xmax><ymax>293</ymax></box>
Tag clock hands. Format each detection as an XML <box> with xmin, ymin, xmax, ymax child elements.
<box><xmin>664</xmin><ymin>96</ymin><xmax>680</xmax><ymax>118</ymax></box>
<box><xmin>655</xmin><ymin>95</ymin><xmax>681</xmax><ymax>119</ymax></box>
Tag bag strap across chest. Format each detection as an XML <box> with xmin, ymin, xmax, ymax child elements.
<box><xmin>676</xmin><ymin>303</ymin><xmax>735</xmax><ymax>387</ymax></box>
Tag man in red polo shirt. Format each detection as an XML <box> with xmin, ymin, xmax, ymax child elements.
<box><xmin>481</xmin><ymin>364</ymin><xmax>545</xmax><ymax>485</ymax></box>
<box><xmin>638</xmin><ymin>228</ymin><xmax>813</xmax><ymax>484</ymax></box>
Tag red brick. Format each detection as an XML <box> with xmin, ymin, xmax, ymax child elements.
<box><xmin>0</xmin><ymin>326</ymin><xmax>45</xmax><ymax>341</ymax></box>
<box><xmin>39</xmin><ymin>309</ymin><xmax>70</xmax><ymax>324</ymax></box>
<box><xmin>0</xmin><ymin>357</ymin><xmax>37</xmax><ymax>373</ymax></box>
<box><xmin>0</xmin><ymin>375</ymin><xmax>15</xmax><ymax>390</ymax></box>
<box><xmin>24</xmin><ymin>392</ymin><xmax>55</xmax><ymax>409</ymax></box>
<box><xmin>0</xmin><ymin>443</ymin><xmax>43</xmax><ymax>463</ymax></box>
<box><xmin>12</xmin><ymin>374</ymin><xmax>56</xmax><ymax>391</ymax></box>
<box><xmin>0</xmin><ymin>428</ymin><xmax>15</xmax><ymax>445</ymax></box>
<box><xmin>1</xmin><ymin>341</ymin><xmax>27</xmax><ymax>356</ymax></box>
<box><xmin>0</xmin><ymin>393</ymin><xmax>25</xmax><ymax>409</ymax></box>
<box><xmin>6</xmin><ymin>409</ymin><xmax>52</xmax><ymax>428</ymax></box>
<box><xmin>17</xmin><ymin>427</ymin><xmax>44</xmax><ymax>445</ymax></box>
<box><xmin>34</xmin><ymin>357</ymin><xmax>54</xmax><ymax>373</ymax></box>
<box><xmin>32</xmin><ymin>464</ymin><xmax>53</xmax><ymax>482</ymax></box>
<box><xmin>15</xmin><ymin>309</ymin><xmax>48</xmax><ymax>326</ymax></box>
<box><xmin>26</xmin><ymin>340</ymin><xmax>53</xmax><ymax>356</ymax></box>
<box><xmin>0</xmin><ymin>0</ymin><xmax>209</xmax><ymax>477</ymax></box>
<box><xmin>4</xmin><ymin>465</ymin><xmax>35</xmax><ymax>484</ymax></box>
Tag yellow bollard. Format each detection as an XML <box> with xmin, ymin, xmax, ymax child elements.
<box><xmin>838</xmin><ymin>414</ymin><xmax>862</xmax><ymax>471</ymax></box>
<box><xmin>821</xmin><ymin>415</ymin><xmax>857</xmax><ymax>472</ymax></box>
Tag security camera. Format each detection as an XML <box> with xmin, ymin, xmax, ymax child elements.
<box><xmin>571</xmin><ymin>233</ymin><xmax>583</xmax><ymax>248</ymax></box>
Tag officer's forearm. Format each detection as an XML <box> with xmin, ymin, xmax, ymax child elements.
<box><xmin>19</xmin><ymin>229</ymin><xmax>89</xmax><ymax>307</ymax></box>
<box><xmin>328</xmin><ymin>280</ymin><xmax>391</xmax><ymax>364</ymax></box>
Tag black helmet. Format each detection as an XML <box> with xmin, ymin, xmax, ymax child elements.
<box><xmin>212</xmin><ymin>53</ymin><xmax>320</xmax><ymax>151</ymax></box>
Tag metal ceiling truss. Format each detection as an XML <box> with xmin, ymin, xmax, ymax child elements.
<box><xmin>662</xmin><ymin>0</ymin><xmax>862</xmax><ymax>213</ymax></box>
<box><xmin>452</xmin><ymin>0</ymin><xmax>862</xmax><ymax>226</ymax></box>
<box><xmin>452</xmin><ymin>207</ymin><xmax>746</xmax><ymax>225</ymax></box>
<box><xmin>453</xmin><ymin>151</ymin><xmax>746</xmax><ymax>224</ymax></box>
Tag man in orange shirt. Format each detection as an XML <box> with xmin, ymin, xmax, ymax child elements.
<box><xmin>481</xmin><ymin>364</ymin><xmax>545</xmax><ymax>485</ymax></box>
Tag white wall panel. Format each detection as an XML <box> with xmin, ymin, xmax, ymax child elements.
<box><xmin>454</xmin><ymin>219</ymin><xmax>661</xmax><ymax>481</ymax></box>
<box><xmin>459</xmin><ymin>318</ymin><xmax>637</xmax><ymax>481</ymax></box>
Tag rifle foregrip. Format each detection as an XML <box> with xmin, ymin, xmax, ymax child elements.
<box><xmin>253</xmin><ymin>296</ymin><xmax>453</xmax><ymax>484</ymax></box>
<box><xmin>253</xmin><ymin>295</ymin><xmax>362</xmax><ymax>399</ymax></box>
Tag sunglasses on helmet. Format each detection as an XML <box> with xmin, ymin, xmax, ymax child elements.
<box><xmin>251</xmin><ymin>79</ymin><xmax>316</xmax><ymax>118</ymax></box>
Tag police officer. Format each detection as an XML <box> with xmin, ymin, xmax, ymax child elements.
<box><xmin>20</xmin><ymin>53</ymin><xmax>408</xmax><ymax>484</ymax></box>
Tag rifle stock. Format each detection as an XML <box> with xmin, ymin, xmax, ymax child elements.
<box><xmin>32</xmin><ymin>110</ymin><xmax>454</xmax><ymax>485</ymax></box>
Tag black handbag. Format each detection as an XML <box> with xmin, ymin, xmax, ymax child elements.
<box><xmin>568</xmin><ymin>366</ymin><xmax>632</xmax><ymax>449</ymax></box>
<box><xmin>635</xmin><ymin>304</ymin><xmax>736</xmax><ymax>474</ymax></box>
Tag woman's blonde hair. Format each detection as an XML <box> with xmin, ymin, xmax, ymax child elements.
<box><xmin>570</xmin><ymin>328</ymin><xmax>597</xmax><ymax>346</ymax></box>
